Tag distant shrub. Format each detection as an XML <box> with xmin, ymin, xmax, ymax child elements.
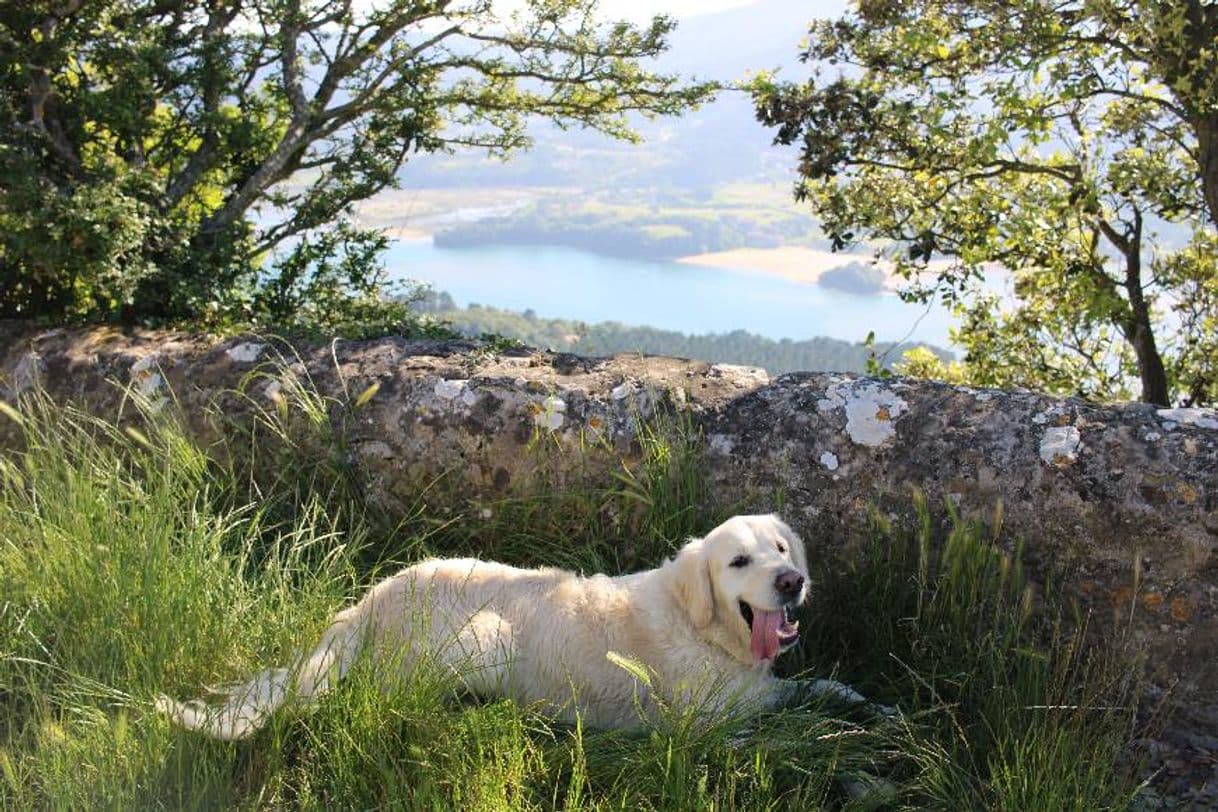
<box><xmin>818</xmin><ymin>262</ymin><xmax>887</xmax><ymax>295</ymax></box>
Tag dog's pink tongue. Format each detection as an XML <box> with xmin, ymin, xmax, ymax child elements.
<box><xmin>749</xmin><ymin>609</ymin><xmax>785</xmax><ymax>661</ymax></box>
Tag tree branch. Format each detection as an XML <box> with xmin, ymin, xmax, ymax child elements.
<box><xmin>163</xmin><ymin>3</ymin><xmax>244</xmax><ymax>209</ymax></box>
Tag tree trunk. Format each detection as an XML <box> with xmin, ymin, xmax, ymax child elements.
<box><xmin>1121</xmin><ymin>231</ymin><xmax>1171</xmax><ymax>407</ymax></box>
<box><xmin>1196</xmin><ymin>114</ymin><xmax>1218</xmax><ymax>229</ymax></box>
<box><xmin>198</xmin><ymin>116</ymin><xmax>311</xmax><ymax>237</ymax></box>
<box><xmin>1097</xmin><ymin>212</ymin><xmax>1172</xmax><ymax>406</ymax></box>
<box><xmin>1127</xmin><ymin>317</ymin><xmax>1171</xmax><ymax>407</ymax></box>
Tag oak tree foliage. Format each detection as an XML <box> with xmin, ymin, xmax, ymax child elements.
<box><xmin>754</xmin><ymin>0</ymin><xmax>1218</xmax><ymax>406</ymax></box>
<box><xmin>0</xmin><ymin>0</ymin><xmax>712</xmax><ymax>329</ymax></box>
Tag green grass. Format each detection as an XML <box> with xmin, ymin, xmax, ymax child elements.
<box><xmin>0</xmin><ymin>377</ymin><xmax>1145</xmax><ymax>809</ymax></box>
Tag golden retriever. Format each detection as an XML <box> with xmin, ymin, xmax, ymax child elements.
<box><xmin>157</xmin><ymin>514</ymin><xmax>873</xmax><ymax>739</ymax></box>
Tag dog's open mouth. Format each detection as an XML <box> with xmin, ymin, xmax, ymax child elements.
<box><xmin>738</xmin><ymin>600</ymin><xmax>799</xmax><ymax>661</ymax></box>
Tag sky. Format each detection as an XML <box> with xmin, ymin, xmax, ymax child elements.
<box><xmin>491</xmin><ymin>0</ymin><xmax>764</xmax><ymax>23</ymax></box>
<box><xmin>597</xmin><ymin>0</ymin><xmax>759</xmax><ymax>19</ymax></box>
<box><xmin>350</xmin><ymin>0</ymin><xmax>765</xmax><ymax>22</ymax></box>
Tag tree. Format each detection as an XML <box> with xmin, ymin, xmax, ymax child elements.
<box><xmin>752</xmin><ymin>0</ymin><xmax>1218</xmax><ymax>406</ymax></box>
<box><xmin>0</xmin><ymin>0</ymin><xmax>713</xmax><ymax>326</ymax></box>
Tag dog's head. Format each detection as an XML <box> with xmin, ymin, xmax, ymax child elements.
<box><xmin>666</xmin><ymin>514</ymin><xmax>809</xmax><ymax>664</ymax></box>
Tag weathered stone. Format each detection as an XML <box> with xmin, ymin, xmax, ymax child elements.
<box><xmin>225</xmin><ymin>341</ymin><xmax>266</xmax><ymax>364</ymax></box>
<box><xmin>2</xmin><ymin>322</ymin><xmax>1217</xmax><ymax>757</ymax></box>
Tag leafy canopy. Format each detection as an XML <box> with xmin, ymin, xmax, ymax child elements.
<box><xmin>753</xmin><ymin>0</ymin><xmax>1218</xmax><ymax>406</ymax></box>
<box><xmin>0</xmin><ymin>0</ymin><xmax>713</xmax><ymax>330</ymax></box>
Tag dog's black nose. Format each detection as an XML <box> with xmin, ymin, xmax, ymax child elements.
<box><xmin>775</xmin><ymin>569</ymin><xmax>804</xmax><ymax>598</ymax></box>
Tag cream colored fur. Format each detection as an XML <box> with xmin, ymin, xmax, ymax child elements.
<box><xmin>156</xmin><ymin>514</ymin><xmax>869</xmax><ymax>740</ymax></box>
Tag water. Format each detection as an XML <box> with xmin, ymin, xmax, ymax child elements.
<box><xmin>383</xmin><ymin>236</ymin><xmax>956</xmax><ymax>348</ymax></box>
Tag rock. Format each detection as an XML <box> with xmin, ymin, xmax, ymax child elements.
<box><xmin>225</xmin><ymin>341</ymin><xmax>266</xmax><ymax>363</ymax></box>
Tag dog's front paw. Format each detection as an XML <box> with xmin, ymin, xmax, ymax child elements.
<box><xmin>869</xmin><ymin>701</ymin><xmax>901</xmax><ymax>721</ymax></box>
<box><xmin>841</xmin><ymin>772</ymin><xmax>899</xmax><ymax>804</ymax></box>
<box><xmin>725</xmin><ymin>726</ymin><xmax>755</xmax><ymax>750</ymax></box>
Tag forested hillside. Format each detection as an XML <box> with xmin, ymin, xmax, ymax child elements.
<box><xmin>413</xmin><ymin>292</ymin><xmax>948</xmax><ymax>374</ymax></box>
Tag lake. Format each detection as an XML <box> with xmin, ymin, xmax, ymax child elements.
<box><xmin>382</xmin><ymin>236</ymin><xmax>957</xmax><ymax>348</ymax></box>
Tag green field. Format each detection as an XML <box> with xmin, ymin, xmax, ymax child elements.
<box><xmin>0</xmin><ymin>377</ymin><xmax>1143</xmax><ymax>809</ymax></box>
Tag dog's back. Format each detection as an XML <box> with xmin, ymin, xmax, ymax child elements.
<box><xmin>155</xmin><ymin>558</ymin><xmax>611</xmax><ymax>738</ymax></box>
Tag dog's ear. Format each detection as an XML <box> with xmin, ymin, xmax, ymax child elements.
<box><xmin>770</xmin><ymin>514</ymin><xmax>808</xmax><ymax>573</ymax></box>
<box><xmin>669</xmin><ymin>537</ymin><xmax>715</xmax><ymax>628</ymax></box>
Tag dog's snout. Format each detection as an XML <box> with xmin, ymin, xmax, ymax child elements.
<box><xmin>774</xmin><ymin>569</ymin><xmax>804</xmax><ymax>598</ymax></box>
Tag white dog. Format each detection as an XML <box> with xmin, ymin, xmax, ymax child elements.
<box><xmin>157</xmin><ymin>514</ymin><xmax>873</xmax><ymax>739</ymax></box>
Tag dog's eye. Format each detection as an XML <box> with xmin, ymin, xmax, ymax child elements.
<box><xmin>729</xmin><ymin>555</ymin><xmax>751</xmax><ymax>568</ymax></box>
<box><xmin>777</xmin><ymin>543</ymin><xmax>787</xmax><ymax>554</ymax></box>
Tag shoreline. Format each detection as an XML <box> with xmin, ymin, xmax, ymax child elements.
<box><xmin>382</xmin><ymin>230</ymin><xmax>903</xmax><ymax>295</ymax></box>
<box><xmin>377</xmin><ymin>226</ymin><xmax>983</xmax><ymax>302</ymax></box>
<box><xmin>676</xmin><ymin>246</ymin><xmax>903</xmax><ymax>291</ymax></box>
<box><xmin>357</xmin><ymin>187</ymin><xmax>980</xmax><ymax>297</ymax></box>
<box><xmin>359</xmin><ymin>188</ymin><xmax>901</xmax><ymax>294</ymax></box>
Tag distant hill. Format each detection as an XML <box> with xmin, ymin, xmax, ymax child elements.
<box><xmin>661</xmin><ymin>0</ymin><xmax>844</xmax><ymax>79</ymax></box>
<box><xmin>411</xmin><ymin>291</ymin><xmax>951</xmax><ymax>376</ymax></box>
<box><xmin>397</xmin><ymin>2</ymin><xmax>834</xmax><ymax>192</ymax></box>
<box><xmin>432</xmin><ymin>191</ymin><xmax>819</xmax><ymax>261</ymax></box>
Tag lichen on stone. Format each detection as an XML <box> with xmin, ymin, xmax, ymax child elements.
<box><xmin>1157</xmin><ymin>408</ymin><xmax>1218</xmax><ymax>431</ymax></box>
<box><xmin>533</xmin><ymin>395</ymin><xmax>567</xmax><ymax>430</ymax></box>
<box><xmin>5</xmin><ymin>352</ymin><xmax>42</xmax><ymax>398</ymax></box>
<box><xmin>611</xmin><ymin>381</ymin><xmax>636</xmax><ymax>401</ymax></box>
<box><xmin>1039</xmin><ymin>425</ymin><xmax>1082</xmax><ymax>466</ymax></box>
<box><xmin>708</xmin><ymin>363</ymin><xmax>770</xmax><ymax>388</ymax></box>
<box><xmin>225</xmin><ymin>342</ymin><xmax>266</xmax><ymax>364</ymax></box>
<box><xmin>434</xmin><ymin>379</ymin><xmax>468</xmax><ymax>402</ymax></box>
<box><xmin>819</xmin><ymin>380</ymin><xmax>909</xmax><ymax>447</ymax></box>
<box><xmin>707</xmin><ymin>433</ymin><xmax>735</xmax><ymax>456</ymax></box>
<box><xmin>129</xmin><ymin>355</ymin><xmax>167</xmax><ymax>410</ymax></box>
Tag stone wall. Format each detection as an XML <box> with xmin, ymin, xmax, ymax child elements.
<box><xmin>3</xmin><ymin>322</ymin><xmax>1217</xmax><ymax>749</ymax></box>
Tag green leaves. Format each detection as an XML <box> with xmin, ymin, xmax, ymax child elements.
<box><xmin>0</xmin><ymin>0</ymin><xmax>713</xmax><ymax>329</ymax></box>
<box><xmin>754</xmin><ymin>0</ymin><xmax>1218</xmax><ymax>405</ymax></box>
